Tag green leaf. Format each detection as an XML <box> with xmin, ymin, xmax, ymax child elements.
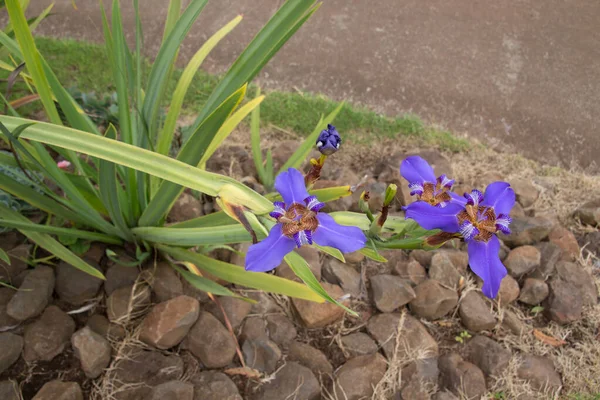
<box><xmin>168</xmin><ymin>211</ymin><xmax>235</xmax><ymax>229</ymax></box>
<box><xmin>0</xmin><ymin>204</ymin><xmax>105</xmax><ymax>279</ymax></box>
<box><xmin>250</xmin><ymin>86</ymin><xmax>267</xmax><ymax>183</ymax></box>
<box><xmin>171</xmin><ymin>264</ymin><xmax>248</xmax><ymax>300</ymax></box>
<box><xmin>279</xmin><ymin>101</ymin><xmax>344</xmax><ymax>173</ymax></box>
<box><xmin>311</xmin><ymin>186</ymin><xmax>354</xmax><ymax>203</ymax></box>
<box><xmin>158</xmin><ymin>245</ymin><xmax>324</xmax><ymax>303</ymax></box>
<box><xmin>0</xmin><ymin>248</ymin><xmax>10</xmax><ymax>265</ymax></box>
<box><xmin>313</xmin><ymin>243</ymin><xmax>345</xmax><ymax>263</ymax></box>
<box><xmin>284</xmin><ymin>250</ymin><xmax>357</xmax><ymax>316</ymax></box>
<box><xmin>359</xmin><ymin>243</ymin><xmax>388</xmax><ymax>263</ymax></box>
<box><xmin>162</xmin><ymin>0</ymin><xmax>182</xmax><ymax>40</ymax></box>
<box><xmin>0</xmin><ymin>219</ymin><xmax>122</xmax><ymax>245</ymax></box>
<box><xmin>133</xmin><ymin>224</ymin><xmax>255</xmax><ymax>246</ymax></box>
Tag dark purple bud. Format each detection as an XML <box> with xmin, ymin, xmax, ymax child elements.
<box><xmin>316</xmin><ymin>124</ymin><xmax>341</xmax><ymax>155</ymax></box>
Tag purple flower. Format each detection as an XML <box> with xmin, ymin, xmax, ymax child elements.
<box><xmin>400</xmin><ymin>156</ymin><xmax>460</xmax><ymax>208</ymax></box>
<box><xmin>405</xmin><ymin>181</ymin><xmax>515</xmax><ymax>299</ymax></box>
<box><xmin>316</xmin><ymin>124</ymin><xmax>341</xmax><ymax>155</ymax></box>
<box><xmin>245</xmin><ymin>168</ymin><xmax>366</xmax><ymax>273</ymax></box>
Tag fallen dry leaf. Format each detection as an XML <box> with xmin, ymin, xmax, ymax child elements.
<box><xmin>224</xmin><ymin>367</ymin><xmax>262</xmax><ymax>380</ymax></box>
<box><xmin>533</xmin><ymin>329</ymin><xmax>566</xmax><ymax>347</ymax></box>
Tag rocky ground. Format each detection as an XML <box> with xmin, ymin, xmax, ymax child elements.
<box><xmin>0</xmin><ymin>129</ymin><xmax>599</xmax><ymax>399</ymax></box>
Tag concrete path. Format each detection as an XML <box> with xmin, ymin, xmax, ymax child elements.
<box><xmin>29</xmin><ymin>0</ymin><xmax>600</xmax><ymax>172</ymax></box>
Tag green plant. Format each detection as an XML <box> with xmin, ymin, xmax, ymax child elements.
<box><xmin>454</xmin><ymin>330</ymin><xmax>472</xmax><ymax>344</ymax></box>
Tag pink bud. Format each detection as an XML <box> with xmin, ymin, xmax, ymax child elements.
<box><xmin>57</xmin><ymin>160</ymin><xmax>71</xmax><ymax>170</ymax></box>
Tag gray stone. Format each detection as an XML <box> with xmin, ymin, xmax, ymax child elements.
<box><xmin>55</xmin><ymin>260</ymin><xmax>103</xmax><ymax>305</ymax></box>
<box><xmin>393</xmin><ymin>258</ymin><xmax>427</xmax><ymax>286</ymax></box>
<box><xmin>465</xmin><ymin>335</ymin><xmax>511</xmax><ymax>377</ymax></box>
<box><xmin>411</xmin><ymin>250</ymin><xmax>433</xmax><ymax>268</ymax></box>
<box><xmin>71</xmin><ymin>326</ymin><xmax>111</xmax><ymax>378</ymax></box>
<box><xmin>167</xmin><ymin>192</ymin><xmax>202</xmax><ymax>222</ymax></box>
<box><xmin>289</xmin><ymin>341</ymin><xmax>333</xmax><ymax>375</ymax></box>
<box><xmin>400</xmin><ymin>358</ymin><xmax>439</xmax><ymax>399</ymax></box>
<box><xmin>114</xmin><ymin>350</ymin><xmax>184</xmax><ymax>386</ymax></box>
<box><xmin>240</xmin><ymin>317</ymin><xmax>268</xmax><ymax>341</ymax></box>
<box><xmin>497</xmin><ymin>275</ymin><xmax>520</xmax><ymax>306</ymax></box>
<box><xmin>23</xmin><ymin>306</ymin><xmax>75</xmax><ymax>362</ymax></box>
<box><xmin>367</xmin><ymin>313</ymin><xmax>438</xmax><ymax>360</ymax></box>
<box><xmin>191</xmin><ymin>371</ymin><xmax>242</xmax><ymax>400</ymax></box>
<box><xmin>206</xmin><ymin>296</ymin><xmax>252</xmax><ymax>331</ymax></box>
<box><xmin>501</xmin><ymin>310</ymin><xmax>529</xmax><ymax>335</ymax></box>
<box><xmin>512</xmin><ymin>178</ymin><xmax>540</xmax><ymax>208</ymax></box>
<box><xmin>432</xmin><ymin>392</ymin><xmax>459</xmax><ymax>400</ymax></box>
<box><xmin>139</xmin><ymin>295</ymin><xmax>200</xmax><ymax>349</ymax></box>
<box><xmin>32</xmin><ymin>381</ymin><xmax>83</xmax><ymax>400</ymax></box>
<box><xmin>531</xmin><ymin>242</ymin><xmax>562</xmax><ymax>280</ymax></box>
<box><xmin>505</xmin><ymin>245</ymin><xmax>541</xmax><ymax>277</ymax></box>
<box><xmin>0</xmin><ymin>380</ymin><xmax>20</xmax><ymax>400</ymax></box>
<box><xmin>332</xmin><ymin>354</ymin><xmax>388</xmax><ymax>400</ymax></box>
<box><xmin>104</xmin><ymin>264</ymin><xmax>140</xmax><ymax>295</ymax></box>
<box><xmin>150</xmin><ymin>381</ymin><xmax>194</xmax><ymax>400</ymax></box>
<box><xmin>555</xmin><ymin>261</ymin><xmax>598</xmax><ymax>306</ymax></box>
<box><xmin>151</xmin><ymin>262</ymin><xmax>183</xmax><ymax>302</ymax></box>
<box><xmin>548</xmin><ymin>226</ymin><xmax>580</xmax><ymax>260</ymax></box>
<box><xmin>106</xmin><ymin>284</ymin><xmax>151</xmax><ymax>323</ymax></box>
<box><xmin>458</xmin><ymin>292</ymin><xmax>496</xmax><ymax>332</ymax></box>
<box><xmin>276</xmin><ymin>246</ymin><xmax>322</xmax><ymax>282</ymax></box>
<box><xmin>517</xmin><ymin>354</ymin><xmax>562</xmax><ymax>394</ymax></box>
<box><xmin>429</xmin><ymin>252</ymin><xmax>463</xmax><ymax>288</ymax></box>
<box><xmin>187</xmin><ymin>311</ymin><xmax>236</xmax><ymax>368</ymax></box>
<box><xmin>573</xmin><ymin>198</ymin><xmax>600</xmax><ymax>226</ymax></box>
<box><xmin>86</xmin><ymin>314</ymin><xmax>126</xmax><ymax>340</ymax></box>
<box><xmin>500</xmin><ymin>216</ymin><xmax>554</xmax><ymax>248</ymax></box>
<box><xmin>438</xmin><ymin>353</ymin><xmax>486</xmax><ymax>399</ymax></box>
<box><xmin>519</xmin><ymin>278</ymin><xmax>549</xmax><ymax>305</ymax></box>
<box><xmin>6</xmin><ymin>265</ymin><xmax>54</xmax><ymax>321</ymax></box>
<box><xmin>543</xmin><ymin>279</ymin><xmax>583</xmax><ymax>324</ymax></box>
<box><xmin>409</xmin><ymin>280</ymin><xmax>458</xmax><ymax>320</ymax></box>
<box><xmin>340</xmin><ymin>332</ymin><xmax>378</xmax><ymax>358</ymax></box>
<box><xmin>323</xmin><ymin>258</ymin><xmax>361</xmax><ymax>296</ymax></box>
<box><xmin>292</xmin><ymin>282</ymin><xmax>346</xmax><ymax>328</ymax></box>
<box><xmin>0</xmin><ymin>244</ymin><xmax>30</xmax><ymax>284</ymax></box>
<box><xmin>579</xmin><ymin>231</ymin><xmax>600</xmax><ymax>259</ymax></box>
<box><xmin>265</xmin><ymin>314</ymin><xmax>297</xmax><ymax>346</ymax></box>
<box><xmin>242</xmin><ymin>337</ymin><xmax>282</xmax><ymax>373</ymax></box>
<box><xmin>0</xmin><ymin>288</ymin><xmax>17</xmax><ymax>330</ymax></box>
<box><xmin>371</xmin><ymin>274</ymin><xmax>416</xmax><ymax>312</ymax></box>
<box><xmin>253</xmin><ymin>362</ymin><xmax>320</xmax><ymax>400</ymax></box>
<box><xmin>0</xmin><ymin>333</ymin><xmax>23</xmax><ymax>375</ymax></box>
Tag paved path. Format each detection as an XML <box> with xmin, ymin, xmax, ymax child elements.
<box><xmin>29</xmin><ymin>0</ymin><xmax>600</xmax><ymax>172</ymax></box>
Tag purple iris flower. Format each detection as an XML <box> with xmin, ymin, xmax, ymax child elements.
<box><xmin>405</xmin><ymin>180</ymin><xmax>515</xmax><ymax>299</ymax></box>
<box><xmin>245</xmin><ymin>168</ymin><xmax>366</xmax><ymax>273</ymax></box>
<box><xmin>400</xmin><ymin>155</ymin><xmax>461</xmax><ymax>208</ymax></box>
<box><xmin>316</xmin><ymin>124</ymin><xmax>341</xmax><ymax>155</ymax></box>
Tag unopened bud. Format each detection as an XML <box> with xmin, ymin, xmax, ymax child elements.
<box><xmin>383</xmin><ymin>184</ymin><xmax>397</xmax><ymax>207</ymax></box>
<box><xmin>316</xmin><ymin>124</ymin><xmax>341</xmax><ymax>155</ymax></box>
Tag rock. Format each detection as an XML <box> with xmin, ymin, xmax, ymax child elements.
<box><xmin>106</xmin><ymin>284</ymin><xmax>151</xmax><ymax>323</ymax></box>
<box><xmin>32</xmin><ymin>381</ymin><xmax>83</xmax><ymax>400</ymax></box>
<box><xmin>409</xmin><ymin>280</ymin><xmax>458</xmax><ymax>320</ymax></box>
<box><xmin>276</xmin><ymin>246</ymin><xmax>322</xmax><ymax>282</ymax></box>
<box><xmin>504</xmin><ymin>246</ymin><xmax>541</xmax><ymax>277</ymax></box>
<box><xmin>247</xmin><ymin>291</ymin><xmax>281</xmax><ymax>316</ymax></box>
<box><xmin>512</xmin><ymin>178</ymin><xmax>540</xmax><ymax>208</ymax></box>
<box><xmin>497</xmin><ymin>275</ymin><xmax>520</xmax><ymax>305</ymax></box>
<box><xmin>345</xmin><ymin>251</ymin><xmax>365</xmax><ymax>264</ymax></box>
<box><xmin>438</xmin><ymin>353</ymin><xmax>486</xmax><ymax>399</ymax></box>
<box><xmin>254</xmin><ymin>362</ymin><xmax>320</xmax><ymax>400</ymax></box>
<box><xmin>579</xmin><ymin>231</ymin><xmax>600</xmax><ymax>259</ymax></box>
<box><xmin>530</xmin><ymin>242</ymin><xmax>562</xmax><ymax>280</ymax></box>
<box><xmin>23</xmin><ymin>306</ymin><xmax>75</xmax><ymax>362</ymax></box>
<box><xmin>150</xmin><ymin>381</ymin><xmax>194</xmax><ymax>400</ymax></box>
<box><xmin>151</xmin><ymin>262</ymin><xmax>183</xmax><ymax>302</ymax></box>
<box><xmin>517</xmin><ymin>354</ymin><xmax>562</xmax><ymax>393</ymax></box>
<box><xmin>340</xmin><ymin>332</ymin><xmax>378</xmax><ymax>358</ymax></box>
<box><xmin>114</xmin><ymin>350</ymin><xmax>183</xmax><ymax>386</ymax></box>
<box><xmin>187</xmin><ymin>311</ymin><xmax>236</xmax><ymax>368</ymax></box>
<box><xmin>240</xmin><ymin>317</ymin><xmax>268</xmax><ymax>341</ymax></box>
<box><xmin>242</xmin><ymin>338</ymin><xmax>281</xmax><ymax>373</ymax></box>
<box><xmin>393</xmin><ymin>258</ymin><xmax>427</xmax><ymax>286</ymax></box>
<box><xmin>543</xmin><ymin>279</ymin><xmax>583</xmax><ymax>324</ymax></box>
<box><xmin>549</xmin><ymin>226</ymin><xmax>579</xmax><ymax>260</ymax></box>
<box><xmin>511</xmin><ymin>201</ymin><xmax>527</xmax><ymax>217</ymax></box>
<box><xmin>87</xmin><ymin>314</ymin><xmax>126</xmax><ymax>340</ymax></box>
<box><xmin>205</xmin><ymin>296</ymin><xmax>252</xmax><ymax>331</ymax></box>
<box><xmin>458</xmin><ymin>292</ymin><xmax>496</xmax><ymax>332</ymax></box>
<box><xmin>289</xmin><ymin>341</ymin><xmax>333</xmax><ymax>376</ymax></box>
<box><xmin>519</xmin><ymin>278</ymin><xmax>549</xmax><ymax>305</ymax></box>
<box><xmin>0</xmin><ymin>380</ymin><xmax>20</xmax><ymax>400</ymax></box>
<box><xmin>104</xmin><ymin>264</ymin><xmax>140</xmax><ymax>295</ymax></box>
<box><xmin>400</xmin><ymin>357</ymin><xmax>439</xmax><ymax>399</ymax></box>
<box><xmin>0</xmin><ymin>244</ymin><xmax>30</xmax><ymax>283</ymax></box>
<box><xmin>265</xmin><ymin>314</ymin><xmax>297</xmax><ymax>346</ymax></box>
<box><xmin>55</xmin><ymin>260</ymin><xmax>103</xmax><ymax>305</ymax></box>
<box><xmin>370</xmin><ymin>274</ymin><xmax>416</xmax><ymax>312</ymax></box>
<box><xmin>0</xmin><ymin>288</ymin><xmax>18</xmax><ymax>330</ymax></box>
<box><xmin>432</xmin><ymin>392</ymin><xmax>459</xmax><ymax>400</ymax></box>
<box><xmin>71</xmin><ymin>326</ymin><xmax>111</xmax><ymax>378</ymax></box>
<box><xmin>431</xmin><ymin>250</ymin><xmax>468</xmax><ymax>275</ymax></box>
<box><xmin>322</xmin><ymin>258</ymin><xmax>361</xmax><ymax>296</ymax></box>
<box><xmin>191</xmin><ymin>371</ymin><xmax>242</xmax><ymax>400</ymax></box>
<box><xmin>0</xmin><ymin>333</ymin><xmax>23</xmax><ymax>374</ymax></box>
<box><xmin>465</xmin><ymin>336</ymin><xmax>511</xmax><ymax>377</ymax></box>
<box><xmin>429</xmin><ymin>254</ymin><xmax>463</xmax><ymax>289</ymax></box>
<box><xmin>6</xmin><ymin>265</ymin><xmax>54</xmax><ymax>321</ymax></box>
<box><xmin>332</xmin><ymin>354</ymin><xmax>388</xmax><ymax>400</ymax></box>
<box><xmin>140</xmin><ymin>295</ymin><xmax>200</xmax><ymax>349</ymax></box>
<box><xmin>292</xmin><ymin>282</ymin><xmax>346</xmax><ymax>328</ymax></box>
<box><xmin>500</xmin><ymin>216</ymin><xmax>554</xmax><ymax>248</ymax></box>
<box><xmin>85</xmin><ymin>242</ymin><xmax>107</xmax><ymax>266</ymax></box>
<box><xmin>554</xmin><ymin>261</ymin><xmax>598</xmax><ymax>306</ymax></box>
<box><xmin>167</xmin><ymin>192</ymin><xmax>202</xmax><ymax>222</ymax></box>
<box><xmin>367</xmin><ymin>313</ymin><xmax>438</xmax><ymax>360</ymax></box>
<box><xmin>501</xmin><ymin>310</ymin><xmax>529</xmax><ymax>335</ymax></box>
<box><xmin>573</xmin><ymin>198</ymin><xmax>600</xmax><ymax>226</ymax></box>
<box><xmin>411</xmin><ymin>250</ymin><xmax>433</xmax><ymax>268</ymax></box>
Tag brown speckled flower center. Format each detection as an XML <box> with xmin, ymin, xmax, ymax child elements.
<box><xmin>420</xmin><ymin>182</ymin><xmax>452</xmax><ymax>206</ymax></box>
<box><xmin>280</xmin><ymin>203</ymin><xmax>319</xmax><ymax>237</ymax></box>
<box><xmin>457</xmin><ymin>204</ymin><xmax>497</xmax><ymax>242</ymax></box>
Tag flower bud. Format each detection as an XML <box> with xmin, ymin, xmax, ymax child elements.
<box><xmin>383</xmin><ymin>184</ymin><xmax>397</xmax><ymax>207</ymax></box>
<box><xmin>316</xmin><ymin>124</ymin><xmax>341</xmax><ymax>155</ymax></box>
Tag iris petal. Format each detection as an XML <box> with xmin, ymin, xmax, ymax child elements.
<box><xmin>482</xmin><ymin>182</ymin><xmax>516</xmax><ymax>215</ymax></box>
<box><xmin>275</xmin><ymin>168</ymin><xmax>310</xmax><ymax>205</ymax></box>
<box><xmin>312</xmin><ymin>213</ymin><xmax>366</xmax><ymax>253</ymax></box>
<box><xmin>245</xmin><ymin>224</ymin><xmax>296</xmax><ymax>273</ymax></box>
<box><xmin>467</xmin><ymin>235</ymin><xmax>507</xmax><ymax>299</ymax></box>
<box><xmin>404</xmin><ymin>202</ymin><xmax>463</xmax><ymax>232</ymax></box>
<box><xmin>400</xmin><ymin>156</ymin><xmax>436</xmax><ymax>186</ymax></box>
